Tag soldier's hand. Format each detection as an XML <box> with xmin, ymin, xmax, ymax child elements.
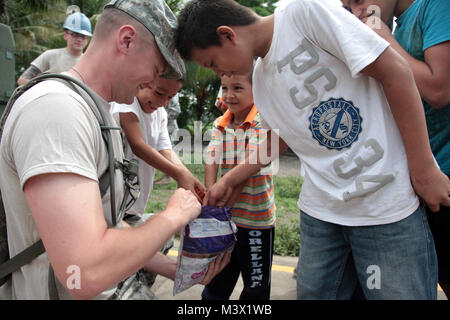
<box><xmin>164</xmin><ymin>188</ymin><xmax>201</xmax><ymax>227</ymax></box>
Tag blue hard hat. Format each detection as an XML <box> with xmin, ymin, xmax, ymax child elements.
<box><xmin>63</xmin><ymin>12</ymin><xmax>92</xmax><ymax>37</ymax></box>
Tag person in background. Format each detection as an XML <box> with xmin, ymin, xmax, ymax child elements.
<box><xmin>342</xmin><ymin>0</ymin><xmax>450</xmax><ymax>299</ymax></box>
<box><xmin>17</xmin><ymin>11</ymin><xmax>92</xmax><ymax>86</ymax></box>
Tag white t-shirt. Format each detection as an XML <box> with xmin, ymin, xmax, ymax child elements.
<box><xmin>31</xmin><ymin>48</ymin><xmax>81</xmax><ymax>73</ymax></box>
<box><xmin>110</xmin><ymin>98</ymin><xmax>172</xmax><ymax>216</ymax></box>
<box><xmin>253</xmin><ymin>0</ymin><xmax>419</xmax><ymax>226</ymax></box>
<box><xmin>0</xmin><ymin>76</ymin><xmax>124</xmax><ymax>299</ymax></box>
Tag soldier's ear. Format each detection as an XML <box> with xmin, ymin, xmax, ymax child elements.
<box><xmin>117</xmin><ymin>25</ymin><xmax>137</xmax><ymax>54</ymax></box>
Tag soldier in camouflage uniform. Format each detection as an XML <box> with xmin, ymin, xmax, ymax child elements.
<box><xmin>0</xmin><ymin>0</ymin><xmax>229</xmax><ymax>300</ymax></box>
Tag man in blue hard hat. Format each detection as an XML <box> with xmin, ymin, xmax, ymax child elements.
<box><xmin>17</xmin><ymin>12</ymin><xmax>93</xmax><ymax>86</ymax></box>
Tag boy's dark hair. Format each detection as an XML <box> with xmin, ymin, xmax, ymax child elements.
<box><xmin>175</xmin><ymin>0</ymin><xmax>257</xmax><ymax>60</ymax></box>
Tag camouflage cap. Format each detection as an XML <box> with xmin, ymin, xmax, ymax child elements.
<box><xmin>104</xmin><ymin>0</ymin><xmax>186</xmax><ymax>80</ymax></box>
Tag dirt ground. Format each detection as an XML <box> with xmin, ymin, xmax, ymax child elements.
<box><xmin>273</xmin><ymin>151</ymin><xmax>302</xmax><ymax>177</ymax></box>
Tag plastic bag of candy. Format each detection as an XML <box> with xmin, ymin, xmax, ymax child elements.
<box><xmin>173</xmin><ymin>206</ymin><xmax>237</xmax><ymax>295</ymax></box>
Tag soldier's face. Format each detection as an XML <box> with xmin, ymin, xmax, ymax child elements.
<box><xmin>116</xmin><ymin>37</ymin><xmax>168</xmax><ymax>105</ymax></box>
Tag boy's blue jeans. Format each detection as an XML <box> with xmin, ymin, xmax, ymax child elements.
<box><xmin>296</xmin><ymin>206</ymin><xmax>438</xmax><ymax>300</ymax></box>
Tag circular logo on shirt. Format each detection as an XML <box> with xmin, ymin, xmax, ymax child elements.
<box><xmin>309</xmin><ymin>98</ymin><xmax>362</xmax><ymax>150</ymax></box>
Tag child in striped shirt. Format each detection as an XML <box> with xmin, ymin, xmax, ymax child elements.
<box><xmin>202</xmin><ymin>71</ymin><xmax>276</xmax><ymax>300</ymax></box>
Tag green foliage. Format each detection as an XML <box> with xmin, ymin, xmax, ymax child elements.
<box><xmin>63</xmin><ymin>0</ymin><xmax>109</xmax><ymax>17</ymax></box>
<box><xmin>236</xmin><ymin>0</ymin><xmax>277</xmax><ymax>16</ymax></box>
<box><xmin>272</xmin><ymin>176</ymin><xmax>302</xmax><ymax>256</ymax></box>
<box><xmin>273</xmin><ymin>218</ymin><xmax>300</xmax><ymax>256</ymax></box>
<box><xmin>178</xmin><ymin>61</ymin><xmax>222</xmax><ymax>131</ymax></box>
<box><xmin>146</xmin><ymin>189</ymin><xmax>173</xmax><ymax>213</ymax></box>
<box><xmin>184</xmin><ymin>163</ymin><xmax>206</xmax><ymax>185</ymax></box>
<box><xmin>274</xmin><ymin>175</ymin><xmax>303</xmax><ymax>200</ymax></box>
<box><xmin>2</xmin><ymin>0</ymin><xmax>56</xmax><ymax>15</ymax></box>
<box><xmin>0</xmin><ymin>0</ymin><xmax>108</xmax><ymax>80</ymax></box>
<box><xmin>1</xmin><ymin>0</ymin><xmax>68</xmax><ymax>78</ymax></box>
<box><xmin>165</xmin><ymin>0</ymin><xmax>185</xmax><ymax>14</ymax></box>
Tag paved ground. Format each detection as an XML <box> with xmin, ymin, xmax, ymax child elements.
<box><xmin>272</xmin><ymin>151</ymin><xmax>302</xmax><ymax>177</ymax></box>
<box><xmin>152</xmin><ymin>239</ymin><xmax>448</xmax><ymax>300</ymax></box>
<box><xmin>153</xmin><ymin>153</ymin><xmax>448</xmax><ymax>301</ymax></box>
<box><xmin>152</xmin><ymin>239</ymin><xmax>298</xmax><ymax>300</ymax></box>
<box><xmin>1</xmin><ymin>153</ymin><xmax>447</xmax><ymax>300</ymax></box>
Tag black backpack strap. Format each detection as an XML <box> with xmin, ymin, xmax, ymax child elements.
<box><xmin>1</xmin><ymin>73</ymin><xmax>119</xmax><ymax>218</ymax></box>
<box><xmin>0</xmin><ymin>73</ymin><xmax>120</xmax><ymax>299</ymax></box>
<box><xmin>48</xmin><ymin>264</ymin><xmax>59</xmax><ymax>300</ymax></box>
<box><xmin>99</xmin><ymin>169</ymin><xmax>111</xmax><ymax>198</ymax></box>
<box><xmin>0</xmin><ymin>238</ymin><xmax>64</xmax><ymax>301</ymax></box>
<box><xmin>0</xmin><ymin>88</ymin><xmax>47</xmax><ymax>286</ymax></box>
<box><xmin>0</xmin><ymin>240</ymin><xmax>44</xmax><ymax>281</ymax></box>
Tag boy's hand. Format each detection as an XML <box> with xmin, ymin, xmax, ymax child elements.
<box><xmin>203</xmin><ymin>179</ymin><xmax>233</xmax><ymax>207</ymax></box>
<box><xmin>176</xmin><ymin>168</ymin><xmax>206</xmax><ymax>202</ymax></box>
<box><xmin>200</xmin><ymin>251</ymin><xmax>231</xmax><ymax>285</ymax></box>
<box><xmin>224</xmin><ymin>180</ymin><xmax>248</xmax><ymax>207</ymax></box>
<box><xmin>410</xmin><ymin>166</ymin><xmax>450</xmax><ymax>212</ymax></box>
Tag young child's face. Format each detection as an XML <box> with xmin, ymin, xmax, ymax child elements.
<box><xmin>341</xmin><ymin>0</ymin><xmax>398</xmax><ymax>24</ymax></box>
<box><xmin>221</xmin><ymin>74</ymin><xmax>253</xmax><ymax>115</ymax></box>
<box><xmin>137</xmin><ymin>78</ymin><xmax>182</xmax><ymax>114</ymax></box>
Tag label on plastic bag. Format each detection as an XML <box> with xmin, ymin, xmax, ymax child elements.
<box><xmin>188</xmin><ymin>218</ymin><xmax>236</xmax><ymax>238</ymax></box>
<box><xmin>173</xmin><ymin>206</ymin><xmax>237</xmax><ymax>296</ymax></box>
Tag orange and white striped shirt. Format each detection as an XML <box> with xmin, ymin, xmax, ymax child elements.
<box><xmin>208</xmin><ymin>106</ymin><xmax>276</xmax><ymax>229</ymax></box>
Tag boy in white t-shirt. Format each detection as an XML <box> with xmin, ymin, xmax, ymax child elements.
<box><xmin>175</xmin><ymin>0</ymin><xmax>450</xmax><ymax>299</ymax></box>
<box><xmin>111</xmin><ymin>77</ymin><xmax>205</xmax><ymax>220</ymax></box>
